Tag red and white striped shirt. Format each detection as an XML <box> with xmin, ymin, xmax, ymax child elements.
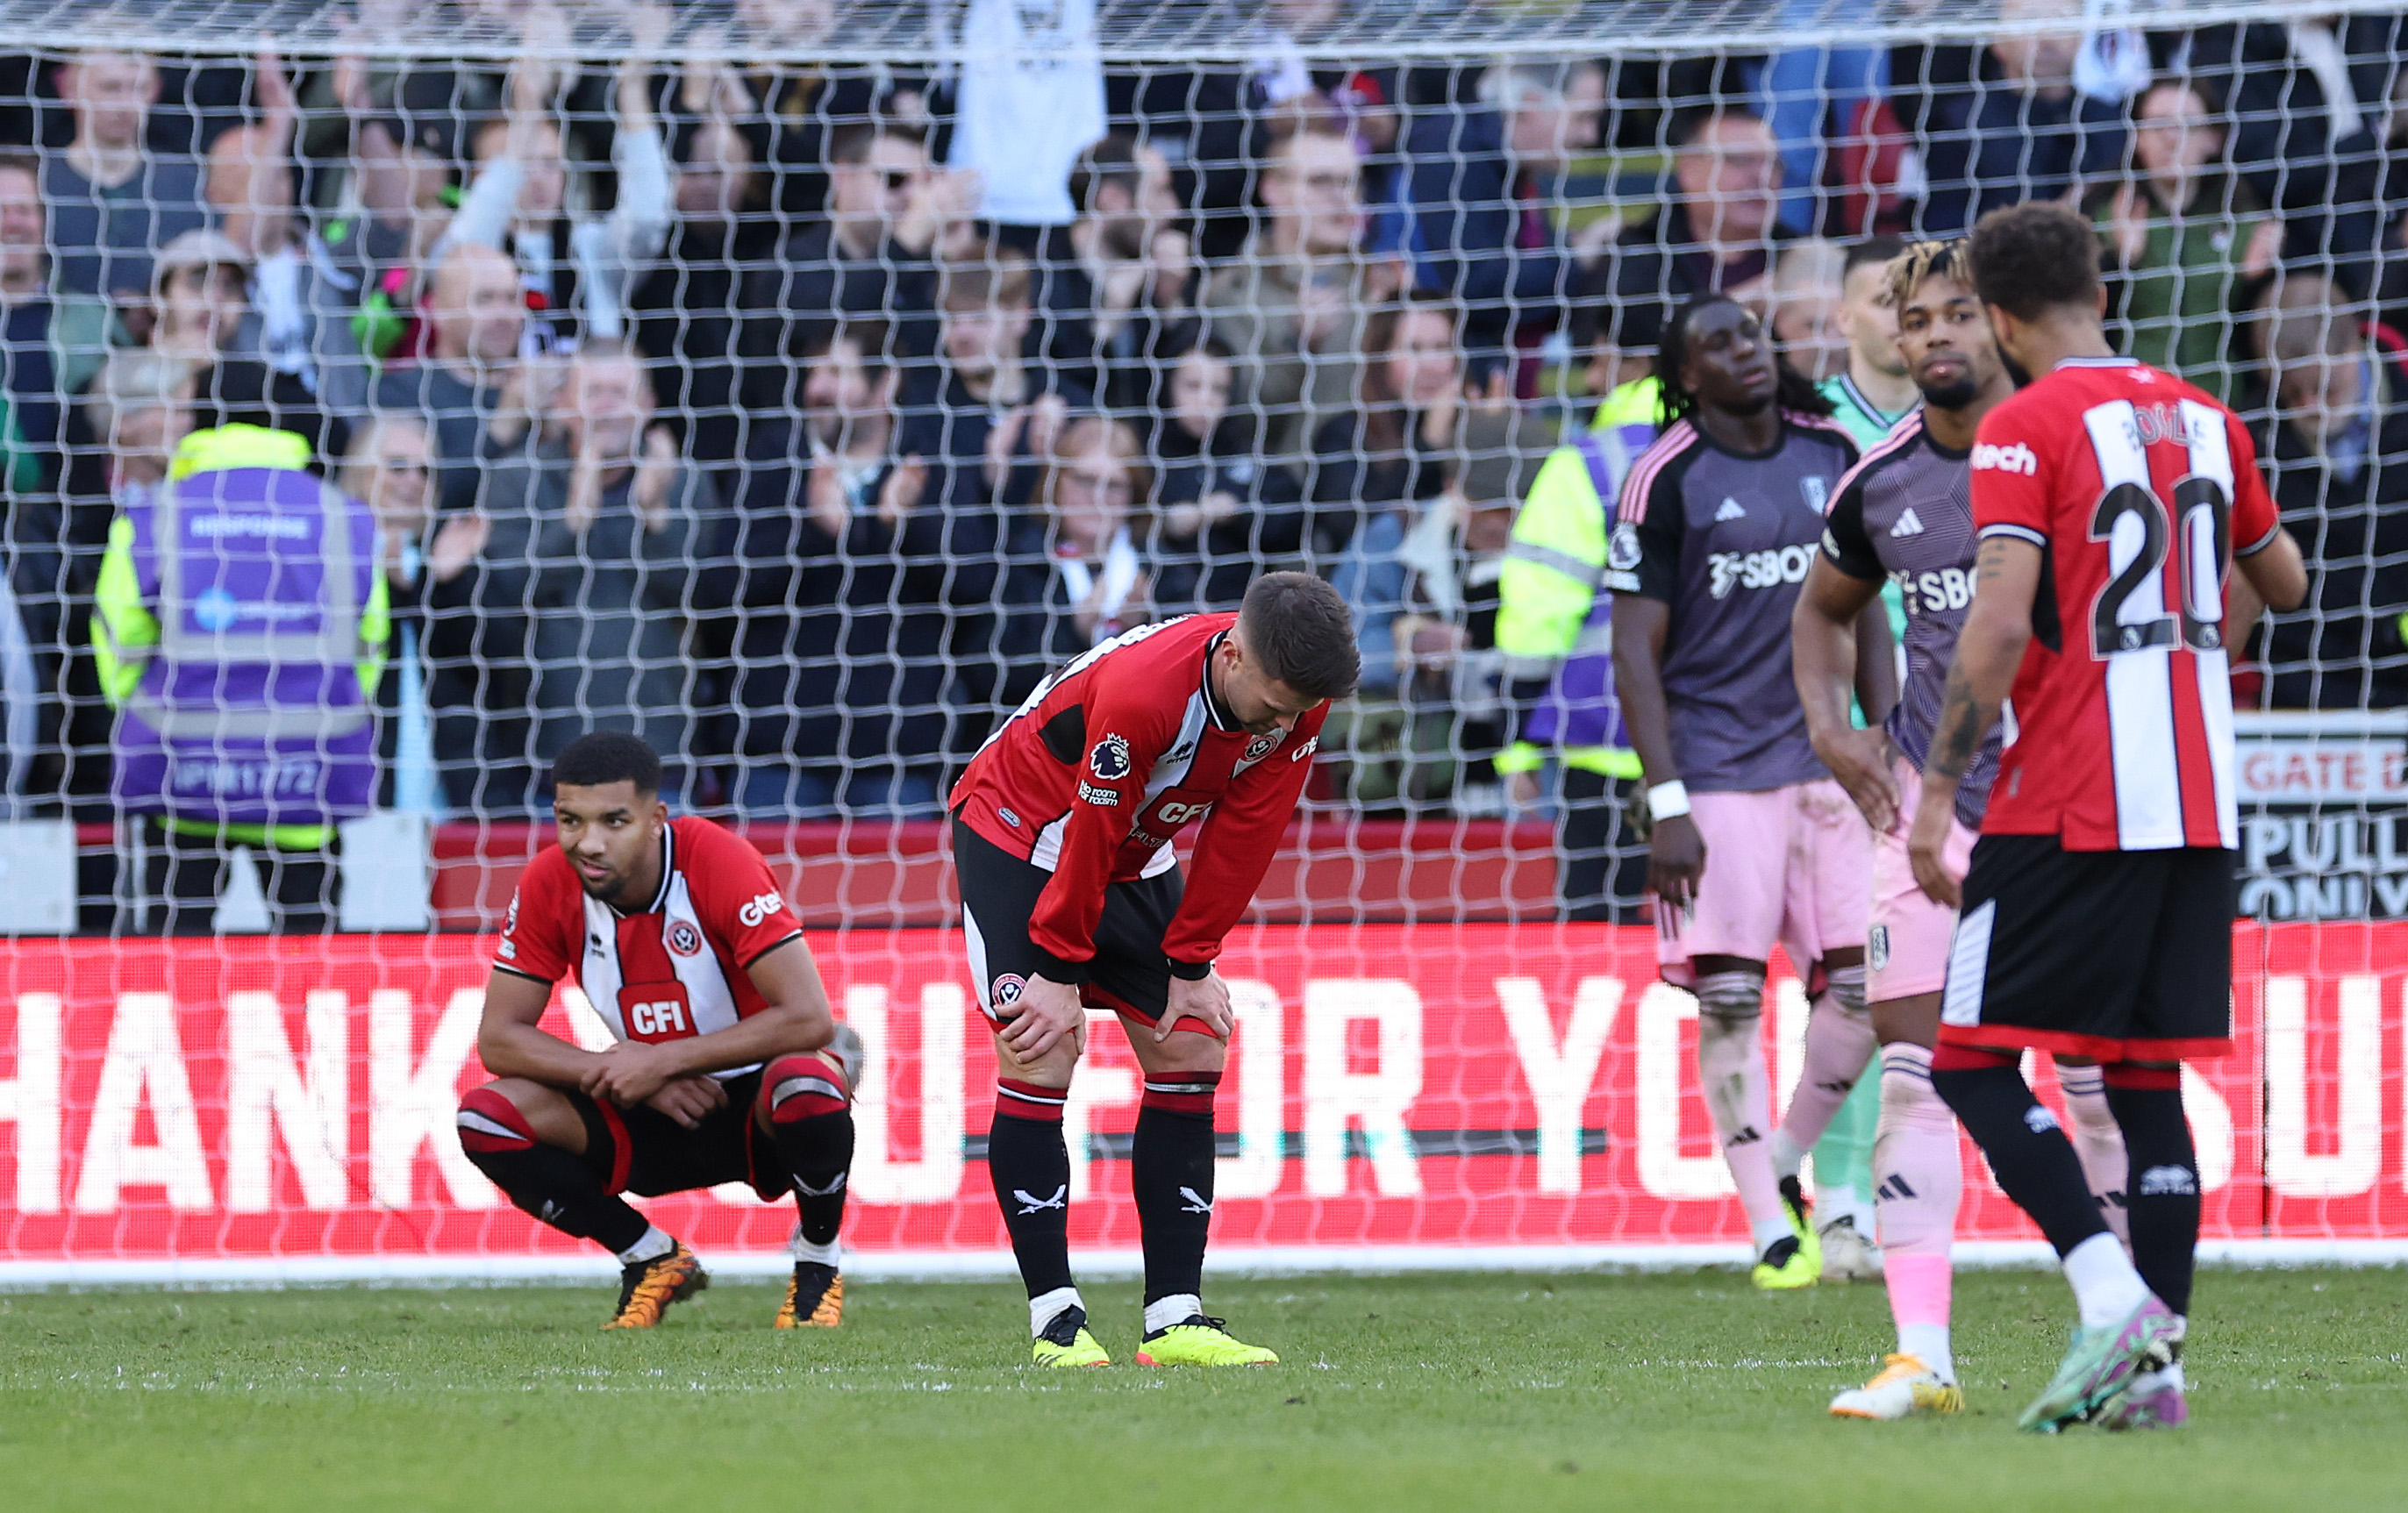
<box><xmin>1969</xmin><ymin>357</ymin><xmax>2281</xmax><ymax>852</ymax></box>
<box><xmin>493</xmin><ymin>817</ymin><xmax>804</xmax><ymax>1075</ymax></box>
<box><xmin>949</xmin><ymin>613</ymin><xmax>1327</xmax><ymax>977</ymax></box>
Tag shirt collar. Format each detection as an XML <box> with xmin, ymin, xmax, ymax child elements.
<box><xmin>616</xmin><ymin>823</ymin><xmax>675</xmax><ymax>917</ymax></box>
<box><xmin>1839</xmin><ymin>372</ymin><xmax>1911</xmax><ymax>429</ymax></box>
<box><xmin>1200</xmin><ymin>629</ymin><xmax>1240</xmax><ymax>732</ymax></box>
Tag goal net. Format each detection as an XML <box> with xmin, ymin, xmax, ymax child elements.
<box><xmin>1</xmin><ymin>0</ymin><xmax>2404</xmax><ymax>1281</ymax></box>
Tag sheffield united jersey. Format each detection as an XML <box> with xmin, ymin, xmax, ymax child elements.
<box><xmin>1821</xmin><ymin>411</ymin><xmax>2000</xmax><ymax>826</ymax></box>
<box><xmin>1604</xmin><ymin>412</ymin><xmax>1859</xmax><ymax>793</ymax></box>
<box><xmin>493</xmin><ymin>816</ymin><xmax>806</xmax><ymax>1076</ymax></box>
<box><xmin>950</xmin><ymin>612</ymin><xmax>1329</xmax><ymax>975</ymax></box>
<box><xmin>1969</xmin><ymin>357</ymin><xmax>2281</xmax><ymax>852</ymax></box>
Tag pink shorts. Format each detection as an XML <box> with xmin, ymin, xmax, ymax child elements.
<box><xmin>1655</xmin><ymin>778</ymin><xmax>1870</xmax><ymax>988</ymax></box>
<box><xmin>1868</xmin><ymin>757</ymin><xmax>1979</xmax><ymax>1003</ymax></box>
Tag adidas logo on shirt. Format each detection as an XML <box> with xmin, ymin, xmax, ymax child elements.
<box><xmin>1890</xmin><ymin>508</ymin><xmax>1925</xmax><ymax>538</ymax></box>
<box><xmin>1714</xmin><ymin>497</ymin><xmax>1747</xmax><ymax>522</ymax></box>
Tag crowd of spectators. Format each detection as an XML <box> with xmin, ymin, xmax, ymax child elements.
<box><xmin>0</xmin><ymin>2</ymin><xmax>2404</xmax><ymax>860</ymax></box>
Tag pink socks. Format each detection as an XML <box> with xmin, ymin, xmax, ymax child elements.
<box><xmin>1875</xmin><ymin>1043</ymin><xmax>1959</xmax><ymax>1380</ymax></box>
<box><xmin>1776</xmin><ymin>970</ymin><xmax>1879</xmax><ymax>1160</ymax></box>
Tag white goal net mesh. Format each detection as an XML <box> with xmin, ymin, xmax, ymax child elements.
<box><xmin>0</xmin><ymin>0</ymin><xmax>2404</xmax><ymax>1277</ymax></box>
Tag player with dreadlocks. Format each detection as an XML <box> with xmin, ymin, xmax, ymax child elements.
<box><xmin>1605</xmin><ymin>293</ymin><xmax>1893</xmax><ymax>1288</ymax></box>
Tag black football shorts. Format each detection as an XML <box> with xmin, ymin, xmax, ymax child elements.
<box><xmin>953</xmin><ymin>818</ymin><xmax>1183</xmax><ymax>1025</ymax></box>
<box><xmin>571</xmin><ymin>1068</ymin><xmax>782</xmax><ymax>1200</ymax></box>
<box><xmin>1939</xmin><ymin>835</ymin><xmax>2235</xmax><ymax>1061</ymax></box>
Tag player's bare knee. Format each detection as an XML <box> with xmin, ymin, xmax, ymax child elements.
<box><xmin>458</xmin><ymin>1078</ymin><xmax>585</xmax><ymax>1155</ymax></box>
<box><xmin>993</xmin><ymin>1029</ymin><xmax>1081</xmax><ymax>1088</ymax></box>
<box><xmin>1136</xmin><ymin>1025</ymin><xmax>1227</xmax><ymax>1077</ymax></box>
<box><xmin>1872</xmin><ymin>993</ymin><xmax>1941</xmax><ymax>1048</ymax></box>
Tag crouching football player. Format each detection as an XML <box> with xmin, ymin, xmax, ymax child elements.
<box><xmin>459</xmin><ymin>732</ymin><xmax>861</xmax><ymax>1330</ymax></box>
<box><xmin>951</xmin><ymin>573</ymin><xmax>1359</xmax><ymax>1367</ymax></box>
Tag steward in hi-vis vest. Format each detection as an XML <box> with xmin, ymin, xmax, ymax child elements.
<box><xmin>1495</xmin><ymin>376</ymin><xmax>1652</xmax><ymax>918</ymax></box>
<box><xmin>94</xmin><ymin>423</ymin><xmax>389</xmax><ymax>924</ymax></box>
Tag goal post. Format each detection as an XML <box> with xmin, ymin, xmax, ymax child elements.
<box><xmin>0</xmin><ymin>0</ymin><xmax>2405</xmax><ymax>1281</ymax></box>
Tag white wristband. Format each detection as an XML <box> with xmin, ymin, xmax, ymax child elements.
<box><xmin>1647</xmin><ymin>781</ymin><xmax>1691</xmax><ymax>820</ymax></box>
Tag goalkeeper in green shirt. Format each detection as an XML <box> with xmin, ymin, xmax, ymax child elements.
<box><xmin>1801</xmin><ymin>233</ymin><xmax>1919</xmax><ymax>1281</ymax></box>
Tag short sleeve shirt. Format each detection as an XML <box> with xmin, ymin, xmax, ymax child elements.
<box><xmin>1604</xmin><ymin>413</ymin><xmax>1859</xmax><ymax>793</ymax></box>
<box><xmin>1969</xmin><ymin>357</ymin><xmax>2280</xmax><ymax>851</ymax></box>
<box><xmin>496</xmin><ymin>816</ymin><xmax>804</xmax><ymax>1074</ymax></box>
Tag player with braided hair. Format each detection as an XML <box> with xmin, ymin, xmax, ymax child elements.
<box><xmin>1607</xmin><ymin>294</ymin><xmax>1890</xmax><ymax>1289</ymax></box>
<box><xmin>1802</xmin><ymin>239</ymin><xmax>2142</xmax><ymax>1418</ymax></box>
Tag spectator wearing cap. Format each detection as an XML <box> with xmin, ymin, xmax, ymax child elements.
<box><xmin>39</xmin><ymin>50</ymin><xmax>211</xmax><ymax>308</ymax></box>
<box><xmin>715</xmin><ymin>318</ymin><xmax>929</xmax><ymax>816</ymax></box>
<box><xmin>1590</xmin><ymin>105</ymin><xmax>1788</xmax><ymax>392</ymax></box>
<box><xmin>2251</xmin><ymin>289</ymin><xmax>2408</xmax><ymax>710</ymax></box>
<box><xmin>2087</xmin><ymin>78</ymin><xmax>2280</xmax><ymax>403</ymax></box>
<box><xmin>307</xmin><ymin>39</ymin><xmax>473</xmax><ymax>264</ymax></box>
<box><xmin>145</xmin><ymin>227</ymin><xmax>339</xmax><ymax>466</ymax></box>
<box><xmin>298</xmin><ymin>13</ymin><xmax>500</xmax><ymax>211</ymax></box>
<box><xmin>1405</xmin><ymin>58</ymin><xmax>1611</xmax><ymax>389</ymax></box>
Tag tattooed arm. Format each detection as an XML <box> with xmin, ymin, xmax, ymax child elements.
<box><xmin>1910</xmin><ymin>534</ymin><xmax>2041</xmax><ymax>906</ymax></box>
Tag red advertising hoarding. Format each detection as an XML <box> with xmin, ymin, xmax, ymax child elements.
<box><xmin>0</xmin><ymin>924</ymin><xmax>2399</xmax><ymax>1274</ymax></box>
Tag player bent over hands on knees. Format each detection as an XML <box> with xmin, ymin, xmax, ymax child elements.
<box><xmin>459</xmin><ymin>732</ymin><xmax>862</xmax><ymax>1331</ymax></box>
<box><xmin>949</xmin><ymin>573</ymin><xmax>1359</xmax><ymax>1367</ymax></box>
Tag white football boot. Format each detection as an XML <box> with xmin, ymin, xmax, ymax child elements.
<box><xmin>1830</xmin><ymin>1354</ymin><xmax>1963</xmax><ymax>1420</ymax></box>
<box><xmin>1818</xmin><ymin>1214</ymin><xmax>1883</xmax><ymax>1282</ymax></box>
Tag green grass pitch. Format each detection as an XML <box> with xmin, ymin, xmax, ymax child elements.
<box><xmin>4</xmin><ymin>1267</ymin><xmax>2404</xmax><ymax>1511</ymax></box>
